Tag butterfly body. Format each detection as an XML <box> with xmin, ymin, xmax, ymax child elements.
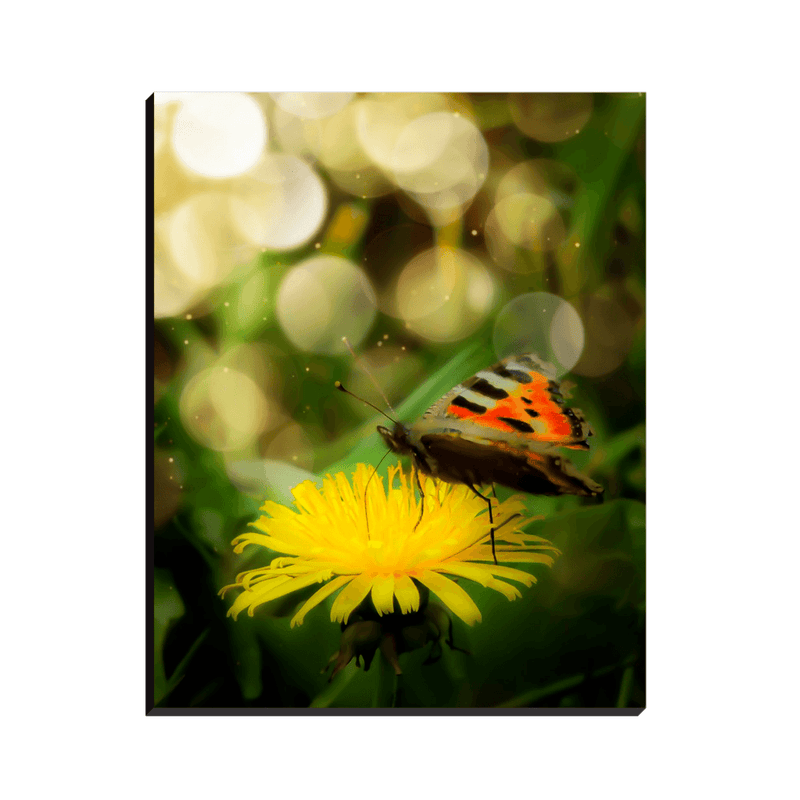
<box><xmin>377</xmin><ymin>353</ymin><xmax>603</xmax><ymax>499</ymax></box>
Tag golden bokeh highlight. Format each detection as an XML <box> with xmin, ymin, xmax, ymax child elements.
<box><xmin>180</xmin><ymin>366</ymin><xmax>275</xmax><ymax>453</ymax></box>
<box><xmin>493</xmin><ymin>292</ymin><xmax>585</xmax><ymax>376</ymax></box>
<box><xmin>510</xmin><ymin>93</ymin><xmax>593</xmax><ymax>143</ymax></box>
<box><xmin>154</xmin><ymin>192</ymin><xmax>258</xmax><ymax>319</ymax></box>
<box><xmin>270</xmin><ymin>102</ymin><xmax>325</xmax><ymax>159</ymax></box>
<box><xmin>154</xmin><ymin>215</ymin><xmax>204</xmax><ymax>319</ymax></box>
<box><xmin>316</xmin><ymin>101</ymin><xmax>392</xmax><ymax>198</ymax></box>
<box><xmin>269</xmin><ymin>96</ymin><xmax>391</xmax><ymax>198</ymax></box>
<box><xmin>355</xmin><ymin>93</ymin><xmax>469</xmax><ymax>172</ymax></box>
<box><xmin>230</xmin><ymin>153</ymin><xmax>328</xmax><ymax>251</ymax></box>
<box><xmin>154</xmin><ymin>103</ymin><xmax>170</xmax><ymax>157</ymax></box>
<box><xmin>389</xmin><ymin>112</ymin><xmax>488</xmax><ymax>225</ymax></box>
<box><xmin>484</xmin><ymin>158</ymin><xmax>576</xmax><ymax>272</ymax></box>
<box><xmin>496</xmin><ymin>158</ymin><xmax>579</xmax><ymax>206</ymax></box>
<box><xmin>393</xmin><ymin>247</ymin><xmax>495</xmax><ymax>343</ymax></box>
<box><xmin>270</xmin><ymin>92</ymin><xmax>354</xmax><ymax>120</ymax></box>
<box><xmin>153</xmin><ymin>101</ymin><xmax>208</xmax><ymax>216</ymax></box>
<box><xmin>153</xmin><ymin>100</ymin><xmax>332</xmax><ymax>318</ymax></box>
<box><xmin>217</xmin><ymin>342</ymin><xmax>279</xmax><ymax>391</ymax></box>
<box><xmin>394</xmin><ymin>248</ymin><xmax>458</xmax><ymax>321</ymax></box>
<box><xmin>491</xmin><ymin>193</ymin><xmax>565</xmax><ymax>251</ymax></box>
<box><xmin>276</xmin><ymin>255</ymin><xmax>377</xmax><ymax>354</ymax></box>
<box><xmin>171</xmin><ymin>93</ymin><xmax>268</xmax><ymax>178</ymax></box>
<box><xmin>154</xmin><ymin>144</ymin><xmax>202</xmax><ymax>217</ymax></box>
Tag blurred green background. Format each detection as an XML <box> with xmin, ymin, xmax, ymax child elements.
<box><xmin>152</xmin><ymin>92</ymin><xmax>645</xmax><ymax>709</ymax></box>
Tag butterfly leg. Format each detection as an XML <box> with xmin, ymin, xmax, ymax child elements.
<box><xmin>413</xmin><ymin>465</ymin><xmax>425</xmax><ymax>531</ymax></box>
<box><xmin>444</xmin><ymin>611</ymin><xmax>471</xmax><ymax>656</ymax></box>
<box><xmin>467</xmin><ymin>484</ymin><xmax>497</xmax><ymax>565</ymax></box>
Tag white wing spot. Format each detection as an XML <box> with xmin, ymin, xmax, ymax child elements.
<box><xmin>475</xmin><ymin>370</ymin><xmax>518</xmax><ymax>394</ymax></box>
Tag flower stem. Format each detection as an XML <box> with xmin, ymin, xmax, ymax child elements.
<box><xmin>372</xmin><ymin>651</ymin><xmax>399</xmax><ymax>708</ymax></box>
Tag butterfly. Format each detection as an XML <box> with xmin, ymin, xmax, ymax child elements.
<box><xmin>374</xmin><ymin>353</ymin><xmax>603</xmax><ymax>561</ymax></box>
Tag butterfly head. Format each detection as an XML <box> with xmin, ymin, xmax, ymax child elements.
<box><xmin>377</xmin><ymin>422</ymin><xmax>413</xmax><ymax>456</ymax></box>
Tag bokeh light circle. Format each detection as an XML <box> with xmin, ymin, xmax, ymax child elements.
<box><xmin>154</xmin><ymin>104</ymin><xmax>170</xmax><ymax>157</ymax></box>
<box><xmin>154</xmin><ymin>187</ymin><xmax>266</xmax><ymax>319</ymax></box>
<box><xmin>271</xmin><ymin>103</ymin><xmax>325</xmax><ymax>159</ymax></box>
<box><xmin>389</xmin><ymin>112</ymin><xmax>488</xmax><ymax>219</ymax></box>
<box><xmin>493</xmin><ymin>292</ymin><xmax>584</xmax><ymax>376</ymax></box>
<box><xmin>166</xmin><ymin>192</ymin><xmax>255</xmax><ymax>291</ymax></box>
<box><xmin>355</xmin><ymin>93</ymin><xmax>458</xmax><ymax>172</ymax></box>
<box><xmin>270</xmin><ymin>92</ymin><xmax>354</xmax><ymax>120</ymax></box>
<box><xmin>276</xmin><ymin>255</ymin><xmax>377</xmax><ymax>354</ymax></box>
<box><xmin>319</xmin><ymin>104</ymin><xmax>393</xmax><ymax>198</ymax></box>
<box><xmin>510</xmin><ymin>93</ymin><xmax>593</xmax><ymax>143</ymax></box>
<box><xmin>491</xmin><ymin>193</ymin><xmax>566</xmax><ymax>252</ymax></box>
<box><xmin>154</xmin><ymin>216</ymin><xmax>203</xmax><ymax>319</ymax></box>
<box><xmin>496</xmin><ymin>159</ymin><xmax>579</xmax><ymax>207</ymax></box>
<box><xmin>270</xmin><ymin>99</ymin><xmax>392</xmax><ymax>198</ymax></box>
<box><xmin>485</xmin><ymin>158</ymin><xmax>578</xmax><ymax>272</ymax></box>
<box><xmin>230</xmin><ymin>154</ymin><xmax>328</xmax><ymax>251</ymax></box>
<box><xmin>393</xmin><ymin>247</ymin><xmax>496</xmax><ymax>343</ymax></box>
<box><xmin>180</xmin><ymin>367</ymin><xmax>273</xmax><ymax>452</ymax></box>
<box><xmin>172</xmin><ymin>93</ymin><xmax>267</xmax><ymax>178</ymax></box>
<box><xmin>394</xmin><ymin>248</ymin><xmax>458</xmax><ymax>321</ymax></box>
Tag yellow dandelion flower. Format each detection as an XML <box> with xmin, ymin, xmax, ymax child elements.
<box><xmin>220</xmin><ymin>463</ymin><xmax>559</xmax><ymax>628</ymax></box>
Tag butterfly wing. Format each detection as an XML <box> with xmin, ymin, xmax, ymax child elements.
<box><xmin>407</xmin><ymin>353</ymin><xmax>602</xmax><ymax>496</ymax></box>
<box><xmin>418</xmin><ymin>431</ymin><xmax>603</xmax><ymax>496</ymax></box>
<box><xmin>423</xmin><ymin>353</ymin><xmax>593</xmax><ymax>450</ymax></box>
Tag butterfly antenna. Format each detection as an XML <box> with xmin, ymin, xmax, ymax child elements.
<box><xmin>335</xmin><ymin>381</ymin><xmax>398</xmax><ymax>424</ymax></box>
<box><xmin>341</xmin><ymin>336</ymin><xmax>398</xmax><ymax>418</ymax></box>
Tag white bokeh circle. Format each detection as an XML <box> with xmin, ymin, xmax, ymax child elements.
<box><xmin>493</xmin><ymin>292</ymin><xmax>585</xmax><ymax>376</ymax></box>
<box><xmin>276</xmin><ymin>255</ymin><xmax>377</xmax><ymax>354</ymax></box>
<box><xmin>172</xmin><ymin>93</ymin><xmax>268</xmax><ymax>178</ymax></box>
<box><xmin>231</xmin><ymin>154</ymin><xmax>328</xmax><ymax>251</ymax></box>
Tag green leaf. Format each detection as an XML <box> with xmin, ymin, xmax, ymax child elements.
<box><xmin>557</xmin><ymin>94</ymin><xmax>645</xmax><ymax>295</ymax></box>
<box><xmin>496</xmin><ymin>674</ymin><xmax>585</xmax><ymax>708</ymax></box>
<box><xmin>228</xmin><ymin>619</ymin><xmax>263</xmax><ymax>701</ymax></box>
<box><xmin>616</xmin><ymin>665</ymin><xmax>635</xmax><ymax>708</ymax></box>
<box><xmin>156</xmin><ymin>629</ymin><xmax>209</xmax><ymax>707</ymax></box>
<box><xmin>153</xmin><ymin>570</ymin><xmax>186</xmax><ymax>706</ymax></box>
<box><xmin>308</xmin><ymin>661</ymin><xmax>360</xmax><ymax>708</ymax></box>
<box><xmin>497</xmin><ymin>656</ymin><xmax>639</xmax><ymax>709</ymax></box>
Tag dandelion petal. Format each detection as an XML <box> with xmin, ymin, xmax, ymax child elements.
<box><xmin>416</xmin><ymin>570</ymin><xmax>482</xmax><ymax>626</ymax></box>
<box><xmin>370</xmin><ymin>574</ymin><xmax>396</xmax><ymax>616</ymax></box>
<box><xmin>485</xmin><ymin>578</ymin><xmax>522</xmax><ymax>601</ymax></box>
<box><xmin>330</xmin><ymin>573</ymin><xmax>374</xmax><ymax>624</ymax></box>
<box><xmin>290</xmin><ymin>575</ymin><xmax>351</xmax><ymax>627</ymax></box>
<box><xmin>393</xmin><ymin>574</ymin><xmax>420</xmax><ymax>614</ymax></box>
<box><xmin>239</xmin><ymin>572</ymin><xmax>329</xmax><ymax>617</ymax></box>
<box><xmin>436</xmin><ymin>563</ymin><xmax>524</xmax><ymax>600</ymax></box>
<box><xmin>487</xmin><ymin>551</ymin><xmax>556</xmax><ymax>565</ymax></box>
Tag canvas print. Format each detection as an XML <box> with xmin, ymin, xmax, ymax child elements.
<box><xmin>150</xmin><ymin>92</ymin><xmax>645</xmax><ymax>712</ymax></box>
